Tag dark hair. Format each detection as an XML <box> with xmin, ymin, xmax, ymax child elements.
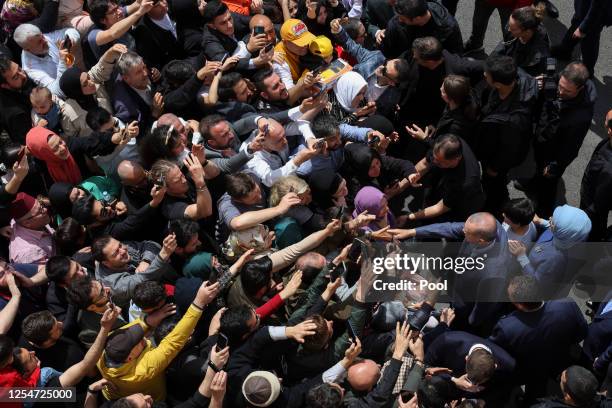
<box><xmin>220</xmin><ymin>305</ymin><xmax>253</xmax><ymax>343</ymax></box>
<box><xmin>153</xmin><ymin>315</ymin><xmax>180</xmax><ymax>345</ymax></box>
<box><xmin>92</xmin><ymin>235</ymin><xmax>114</xmax><ymax>262</ymax></box>
<box><xmin>466</xmin><ymin>349</ymin><xmax>495</xmax><ymax>385</ymax></box>
<box><xmin>301</xmin><ymin>315</ymin><xmax>329</xmax><ymax>351</ymax></box>
<box><xmin>412</xmin><ymin>37</ymin><xmax>443</xmax><ymax>61</ymax></box>
<box><xmin>168</xmin><ymin>219</ymin><xmax>200</xmax><ymax>248</ymax></box>
<box><xmin>160</xmin><ymin>60</ymin><xmax>195</xmax><ymax>93</ymax></box>
<box><xmin>22</xmin><ymin>311</ymin><xmax>55</xmax><ymax>346</ymax></box>
<box><xmin>485</xmin><ymin>55</ymin><xmax>517</xmax><ymax>86</ymax></box>
<box><xmin>226</xmin><ymin>172</ymin><xmax>257</xmax><ymax>199</ymax></box>
<box><xmin>417</xmin><ymin>376</ymin><xmax>453</xmax><ymax>408</ymax></box>
<box><xmin>139</xmin><ymin>125</ymin><xmax>183</xmax><ymax>168</ymax></box>
<box><xmin>11</xmin><ymin>348</ymin><xmax>28</xmax><ymax>376</ymax></box>
<box><xmin>133</xmin><ymin>281</ymin><xmax>166</xmax><ymax>310</ymax></box>
<box><xmin>341</xmin><ymin>18</ymin><xmax>363</xmax><ymax>41</ymax></box>
<box><xmin>1</xmin><ymin>142</ymin><xmax>23</xmax><ymax>171</ymax></box>
<box><xmin>71</xmin><ymin>194</ymin><xmax>96</xmax><ymax>225</ymax></box>
<box><xmin>503</xmin><ymin>198</ymin><xmax>535</xmax><ymax>226</ymax></box>
<box><xmin>443</xmin><ymin>75</ymin><xmax>471</xmax><ymax>105</ymax></box>
<box><xmin>203</xmin><ymin>0</ymin><xmax>230</xmax><ymax>24</ymax></box>
<box><xmin>305</xmin><ymin>383</ymin><xmax>343</xmax><ymax>408</ymax></box>
<box><xmin>393</xmin><ymin>58</ymin><xmax>411</xmax><ymax>83</ymax></box>
<box><xmin>45</xmin><ymin>256</ymin><xmax>72</xmax><ymax>283</ymax></box>
<box><xmin>394</xmin><ymin>0</ymin><xmax>428</xmax><ymax>19</ymax></box>
<box><xmin>54</xmin><ymin>217</ymin><xmax>85</xmax><ymax>255</ymax></box>
<box><xmin>241</xmin><ymin>257</ymin><xmax>273</xmax><ymax>296</ymax></box>
<box><xmin>563</xmin><ymin>366</ymin><xmax>598</xmax><ymax>406</ymax></box>
<box><xmin>0</xmin><ymin>55</ymin><xmax>13</xmax><ymax>85</ymax></box>
<box><xmin>312</xmin><ymin>113</ymin><xmax>340</xmax><ymax>139</ymax></box>
<box><xmin>561</xmin><ymin>61</ymin><xmax>589</xmax><ymax>89</ymax></box>
<box><xmin>252</xmin><ymin>67</ymin><xmax>276</xmax><ymax>93</ymax></box>
<box><xmin>199</xmin><ymin>114</ymin><xmax>228</xmax><ymax>141</ymax></box>
<box><xmin>511</xmin><ymin>4</ymin><xmax>544</xmax><ymax>30</ymax></box>
<box><xmin>88</xmin><ymin>0</ymin><xmax>114</xmax><ymax>28</ymax></box>
<box><xmin>0</xmin><ymin>335</ymin><xmax>15</xmax><ymax>367</ymax></box>
<box><xmin>86</xmin><ymin>106</ymin><xmax>113</xmax><ymax>132</ymax></box>
<box><xmin>67</xmin><ymin>275</ymin><xmax>96</xmax><ymax>309</ymax></box>
<box><xmin>262</xmin><ymin>0</ymin><xmax>283</xmax><ymax>23</ymax></box>
<box><xmin>507</xmin><ymin>275</ymin><xmax>541</xmax><ymax>307</ymax></box>
<box><xmin>433</xmin><ymin>134</ymin><xmax>462</xmax><ymax>161</ymax></box>
<box><xmin>111</xmin><ymin>399</ymin><xmax>136</xmax><ymax>408</ymax></box>
<box><xmin>218</xmin><ymin>72</ymin><xmax>243</xmax><ymax>102</ymax></box>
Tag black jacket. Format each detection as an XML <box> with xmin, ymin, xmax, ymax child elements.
<box><xmin>201</xmin><ymin>26</ymin><xmax>251</xmax><ymax>71</ymax></box>
<box><xmin>133</xmin><ymin>14</ymin><xmax>185</xmax><ymax>70</ymax></box>
<box><xmin>363</xmin><ymin>0</ymin><xmax>395</xmax><ymax>37</ymax></box>
<box><xmin>45</xmin><ymin>282</ymin><xmax>78</xmax><ymax>337</ymax></box>
<box><xmin>170</xmin><ymin>0</ymin><xmax>206</xmax><ymax>58</ymax></box>
<box><xmin>492</xmin><ymin>25</ymin><xmax>551</xmax><ymax>77</ymax></box>
<box><xmin>535</xmin><ymin>79</ymin><xmax>597</xmax><ymax>176</ymax></box>
<box><xmin>580</xmin><ymin>138</ymin><xmax>612</xmax><ymax>239</ymax></box>
<box><xmin>531</xmin><ymin>396</ymin><xmax>612</xmax><ymax>408</ymax></box>
<box><xmin>0</xmin><ymin>78</ymin><xmax>36</xmax><ymax>144</ymax></box>
<box><xmin>474</xmin><ymin>70</ymin><xmax>538</xmax><ymax>173</ymax></box>
<box><xmin>381</xmin><ymin>1</ymin><xmax>463</xmax><ymax>58</ymax></box>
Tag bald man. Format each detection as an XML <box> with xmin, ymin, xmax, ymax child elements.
<box><xmin>117</xmin><ymin>160</ymin><xmax>153</xmax><ymax>213</ymax></box>
<box><xmin>247</xmin><ymin>14</ymin><xmax>277</xmax><ymax>46</ymax></box>
<box><xmin>389</xmin><ymin>212</ymin><xmax>511</xmax><ymax>335</ymax></box>
<box><xmin>580</xmin><ymin>109</ymin><xmax>612</xmax><ymax>241</ymax></box>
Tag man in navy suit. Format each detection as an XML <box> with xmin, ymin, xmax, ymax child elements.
<box><xmin>583</xmin><ymin>290</ymin><xmax>612</xmax><ymax>377</ymax></box>
<box><xmin>489</xmin><ymin>275</ymin><xmax>588</xmax><ymax>402</ymax></box>
<box><xmin>390</xmin><ymin>212</ymin><xmax>512</xmax><ymax>335</ymax></box>
<box><xmin>425</xmin><ymin>329</ymin><xmax>516</xmax><ymax>405</ymax></box>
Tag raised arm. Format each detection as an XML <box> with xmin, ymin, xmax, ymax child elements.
<box><xmin>0</xmin><ymin>274</ymin><xmax>21</xmax><ymax>334</ymax></box>
<box><xmin>96</xmin><ymin>1</ymin><xmax>153</xmax><ymax>46</ymax></box>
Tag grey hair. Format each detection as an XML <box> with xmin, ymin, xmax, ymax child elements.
<box><xmin>116</xmin><ymin>51</ymin><xmax>144</xmax><ymax>75</ymax></box>
<box><xmin>13</xmin><ymin>24</ymin><xmax>41</xmax><ymax>48</ymax></box>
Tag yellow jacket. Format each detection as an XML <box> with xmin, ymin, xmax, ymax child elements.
<box><xmin>97</xmin><ymin>304</ymin><xmax>203</xmax><ymax>401</ymax></box>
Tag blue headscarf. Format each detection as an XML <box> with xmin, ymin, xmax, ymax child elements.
<box><xmin>551</xmin><ymin>205</ymin><xmax>592</xmax><ymax>249</ymax></box>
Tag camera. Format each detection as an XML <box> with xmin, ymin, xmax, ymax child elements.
<box><xmin>407</xmin><ymin>302</ymin><xmax>434</xmax><ymax>332</ymax></box>
<box><xmin>543</xmin><ymin>57</ymin><xmax>558</xmax><ymax>101</ymax></box>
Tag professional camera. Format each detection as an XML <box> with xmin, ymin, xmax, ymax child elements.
<box><xmin>543</xmin><ymin>57</ymin><xmax>558</xmax><ymax>100</ymax></box>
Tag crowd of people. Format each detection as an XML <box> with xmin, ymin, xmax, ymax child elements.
<box><xmin>0</xmin><ymin>0</ymin><xmax>611</xmax><ymax>406</ymax></box>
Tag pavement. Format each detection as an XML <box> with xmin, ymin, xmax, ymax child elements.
<box><xmin>453</xmin><ymin>0</ymin><xmax>612</xmax><ymax>207</ymax></box>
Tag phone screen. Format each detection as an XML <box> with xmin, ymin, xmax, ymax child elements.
<box><xmin>216</xmin><ymin>333</ymin><xmax>228</xmax><ymax>351</ymax></box>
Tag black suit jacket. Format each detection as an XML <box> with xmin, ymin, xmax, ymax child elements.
<box><xmin>133</xmin><ymin>15</ymin><xmax>185</xmax><ymax>70</ymax></box>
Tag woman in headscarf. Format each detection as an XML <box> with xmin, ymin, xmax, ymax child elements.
<box><xmin>309</xmin><ymin>170</ymin><xmax>347</xmax><ymax>215</ymax></box>
<box><xmin>26</xmin><ymin>126</ymin><xmax>127</xmax><ymax>186</ymax></box>
<box><xmin>59</xmin><ymin>44</ymin><xmax>122</xmax><ymax>137</ymax></box>
<box><xmin>508</xmin><ymin>204</ymin><xmax>592</xmax><ymax>298</ymax></box>
<box><xmin>341</xmin><ymin>143</ymin><xmax>416</xmax><ymax>214</ymax></box>
<box><xmin>353</xmin><ymin>186</ymin><xmax>397</xmax><ymax>233</ymax></box>
<box><xmin>328</xmin><ymin>71</ymin><xmax>369</xmax><ymax>125</ymax></box>
<box><xmin>48</xmin><ymin>178</ymin><xmax>121</xmax><ymax>220</ymax></box>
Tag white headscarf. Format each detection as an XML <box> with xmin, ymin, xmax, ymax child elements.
<box><xmin>333</xmin><ymin>71</ymin><xmax>368</xmax><ymax>113</ymax></box>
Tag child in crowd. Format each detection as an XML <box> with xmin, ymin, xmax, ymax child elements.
<box><xmin>502</xmin><ymin>197</ymin><xmax>539</xmax><ymax>250</ymax></box>
<box><xmin>29</xmin><ymin>86</ymin><xmax>65</xmax><ymax>135</ymax></box>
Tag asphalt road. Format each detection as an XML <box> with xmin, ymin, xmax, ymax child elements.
<box><xmin>453</xmin><ymin>0</ymin><xmax>612</xmax><ymax>207</ymax></box>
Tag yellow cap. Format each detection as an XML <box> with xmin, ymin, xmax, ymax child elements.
<box><xmin>280</xmin><ymin>19</ymin><xmax>316</xmax><ymax>47</ymax></box>
<box><xmin>309</xmin><ymin>35</ymin><xmax>333</xmax><ymax>58</ymax></box>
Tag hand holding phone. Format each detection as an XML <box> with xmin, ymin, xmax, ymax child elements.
<box><xmin>63</xmin><ymin>34</ymin><xmax>72</xmax><ymax>50</ymax></box>
<box><xmin>216</xmin><ymin>332</ymin><xmax>228</xmax><ymax>351</ymax></box>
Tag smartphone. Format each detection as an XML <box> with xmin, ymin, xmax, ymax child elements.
<box><xmin>154</xmin><ymin>174</ymin><xmax>166</xmax><ymax>188</ymax></box>
<box><xmin>253</xmin><ymin>25</ymin><xmax>265</xmax><ymax>35</ymax></box>
<box><xmin>216</xmin><ymin>333</ymin><xmax>228</xmax><ymax>351</ymax></box>
<box><xmin>312</xmin><ymin>84</ymin><xmax>325</xmax><ymax>99</ymax></box>
<box><xmin>192</xmin><ymin>131</ymin><xmax>203</xmax><ymax>146</ymax></box>
<box><xmin>332</xmin><ymin>205</ymin><xmax>345</xmax><ymax>221</ymax></box>
<box><xmin>347</xmin><ymin>320</ymin><xmax>358</xmax><ymax>341</ymax></box>
<box><xmin>262</xmin><ymin>42</ymin><xmax>274</xmax><ymax>54</ymax></box>
<box><xmin>16</xmin><ymin>147</ymin><xmax>26</xmax><ymax>163</ymax></box>
<box><xmin>220</xmin><ymin>53</ymin><xmax>228</xmax><ymax>65</ymax></box>
<box><xmin>263</xmin><ymin>123</ymin><xmax>270</xmax><ymax>138</ymax></box>
<box><xmin>347</xmin><ymin>238</ymin><xmax>364</xmax><ymax>263</ymax></box>
<box><xmin>400</xmin><ymin>391</ymin><xmax>415</xmax><ymax>404</ymax></box>
<box><xmin>207</xmin><ymin>266</ymin><xmax>221</xmax><ymax>285</ymax></box>
<box><xmin>329</xmin><ymin>262</ymin><xmax>345</xmax><ymax>281</ymax></box>
<box><xmin>108</xmin><ymin>294</ymin><xmax>115</xmax><ymax>309</ymax></box>
<box><xmin>313</xmin><ymin>138</ymin><xmax>326</xmax><ymax>150</ymax></box>
<box><xmin>63</xmin><ymin>34</ymin><xmax>72</xmax><ymax>50</ymax></box>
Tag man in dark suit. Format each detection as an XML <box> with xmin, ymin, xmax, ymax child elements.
<box><xmin>489</xmin><ymin>275</ymin><xmax>588</xmax><ymax>402</ymax></box>
<box><xmin>112</xmin><ymin>51</ymin><xmax>162</xmax><ymax>132</ymax></box>
<box><xmin>583</xmin><ymin>290</ymin><xmax>612</xmax><ymax>377</ymax></box>
<box><xmin>132</xmin><ymin>0</ymin><xmax>185</xmax><ymax>71</ymax></box>
<box><xmin>425</xmin><ymin>329</ymin><xmax>516</xmax><ymax>404</ymax></box>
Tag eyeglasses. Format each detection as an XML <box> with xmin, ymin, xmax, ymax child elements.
<box><xmin>381</xmin><ymin>60</ymin><xmax>395</xmax><ymax>83</ymax></box>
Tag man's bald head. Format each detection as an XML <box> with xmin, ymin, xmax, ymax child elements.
<box><xmin>118</xmin><ymin>160</ymin><xmax>147</xmax><ymax>187</ymax></box>
<box><xmin>347</xmin><ymin>359</ymin><xmax>381</xmax><ymax>392</ymax></box>
<box><xmin>464</xmin><ymin>212</ymin><xmax>498</xmax><ymax>245</ymax></box>
<box><xmin>157</xmin><ymin>113</ymin><xmax>181</xmax><ymax>128</ymax></box>
<box><xmin>249</xmin><ymin>14</ymin><xmax>276</xmax><ymax>44</ymax></box>
<box><xmin>295</xmin><ymin>252</ymin><xmax>326</xmax><ymax>283</ymax></box>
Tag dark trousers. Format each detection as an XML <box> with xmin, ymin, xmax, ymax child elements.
<box><xmin>467</xmin><ymin>0</ymin><xmax>512</xmax><ymax>48</ymax></box>
<box><xmin>558</xmin><ymin>17</ymin><xmax>606</xmax><ymax>76</ymax></box>
<box><xmin>442</xmin><ymin>0</ymin><xmax>459</xmax><ymax>15</ymax></box>
<box><xmin>482</xmin><ymin>171</ymin><xmax>510</xmax><ymax>218</ymax></box>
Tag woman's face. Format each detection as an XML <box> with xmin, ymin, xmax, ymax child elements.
<box><xmin>377</xmin><ymin>197</ymin><xmax>389</xmax><ymax>219</ymax></box>
<box><xmin>317</xmin><ymin>5</ymin><xmax>328</xmax><ymax>24</ymax></box>
<box><xmin>288</xmin><ymin>0</ymin><xmax>298</xmax><ymax>17</ymax></box>
<box><xmin>47</xmin><ymin>135</ymin><xmax>69</xmax><ymax>160</ymax></box>
<box><xmin>80</xmin><ymin>72</ymin><xmax>97</xmax><ymax>95</ymax></box>
<box><xmin>333</xmin><ymin>178</ymin><xmax>348</xmax><ymax>199</ymax></box>
<box><xmin>352</xmin><ymin>86</ymin><xmax>367</xmax><ymax>108</ymax></box>
<box><xmin>368</xmin><ymin>158</ymin><xmax>381</xmax><ymax>178</ymax></box>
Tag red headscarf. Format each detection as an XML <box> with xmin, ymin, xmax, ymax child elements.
<box><xmin>26</xmin><ymin>127</ymin><xmax>82</xmax><ymax>184</ymax></box>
